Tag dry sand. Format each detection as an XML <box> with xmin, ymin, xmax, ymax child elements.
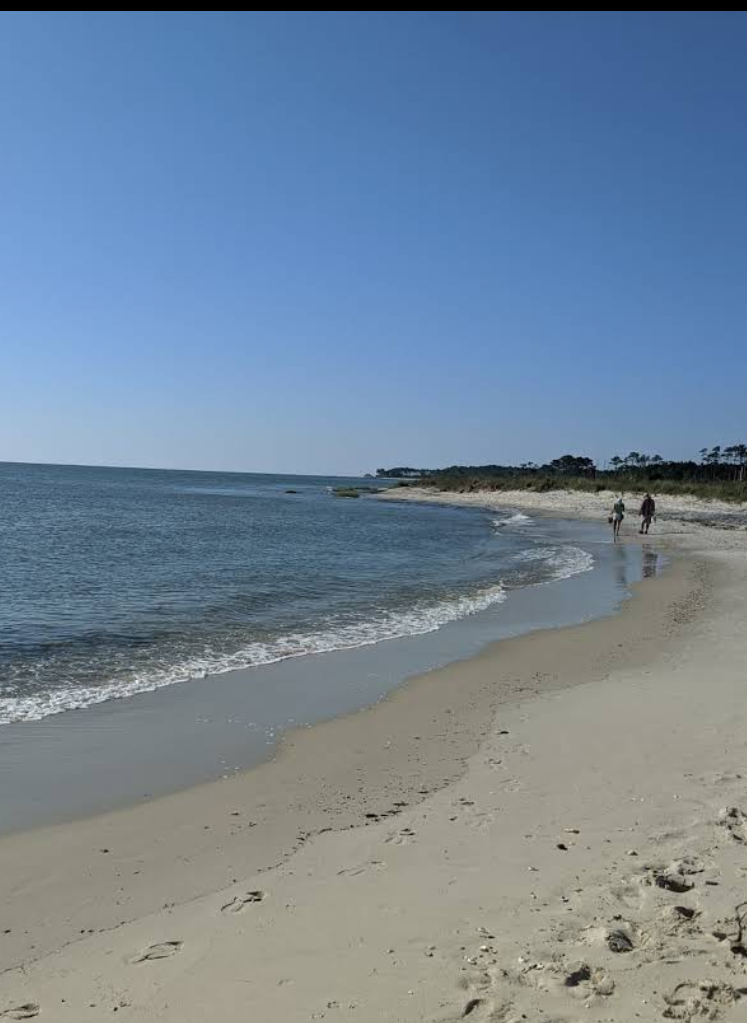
<box><xmin>379</xmin><ymin>483</ymin><xmax>747</xmax><ymax>531</ymax></box>
<box><xmin>2</xmin><ymin>491</ymin><xmax>747</xmax><ymax>1022</ymax></box>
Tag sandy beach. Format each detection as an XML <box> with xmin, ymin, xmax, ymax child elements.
<box><xmin>378</xmin><ymin>483</ymin><xmax>747</xmax><ymax>530</ymax></box>
<box><xmin>2</xmin><ymin>493</ymin><xmax>747</xmax><ymax>1022</ymax></box>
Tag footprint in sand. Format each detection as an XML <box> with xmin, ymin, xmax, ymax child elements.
<box><xmin>337</xmin><ymin>861</ymin><xmax>385</xmax><ymax>878</ymax></box>
<box><xmin>451</xmin><ymin>799</ymin><xmax>496</xmax><ymax>832</ymax></box>
<box><xmin>535</xmin><ymin>962</ymin><xmax>615</xmax><ymax>1001</ymax></box>
<box><xmin>701</xmin><ymin>770</ymin><xmax>743</xmax><ymax>788</ymax></box>
<box><xmin>385</xmin><ymin>827</ymin><xmax>416</xmax><ymax>846</ymax></box>
<box><xmin>467</xmin><ymin>811</ymin><xmax>496</xmax><ymax>832</ymax></box>
<box><xmin>711</xmin><ymin>901</ymin><xmax>747</xmax><ymax>957</ymax></box>
<box><xmin>447</xmin><ymin>990</ymin><xmax>581</xmax><ymax>1023</ymax></box>
<box><xmin>605</xmin><ymin>926</ymin><xmax>637</xmax><ymax>953</ymax></box>
<box><xmin>662</xmin><ymin>980</ymin><xmax>746</xmax><ymax>1020</ymax></box>
<box><xmin>625</xmin><ymin>862</ymin><xmax>697</xmax><ymax>895</ymax></box>
<box><xmin>655</xmin><ymin>871</ymin><xmax>695</xmax><ymax>894</ymax></box>
<box><xmin>611</xmin><ymin>877</ymin><xmax>649</xmax><ymax>910</ymax></box>
<box><xmin>717</xmin><ymin>806</ymin><xmax>747</xmax><ymax>844</ymax></box>
<box><xmin>450</xmin><ymin>949</ymin><xmax>607</xmax><ymax>1023</ymax></box>
<box><xmin>221</xmin><ymin>890</ymin><xmax>266</xmax><ymax>913</ymax></box>
<box><xmin>131</xmin><ymin>940</ymin><xmax>183</xmax><ymax>963</ymax></box>
<box><xmin>459</xmin><ymin>996</ymin><xmax>507</xmax><ymax>1020</ymax></box>
<box><xmin>0</xmin><ymin>1007</ymin><xmax>40</xmax><ymax>1021</ymax></box>
<box><xmin>660</xmin><ymin>904</ymin><xmax>701</xmax><ymax>937</ymax></box>
<box><xmin>611</xmin><ymin>864</ymin><xmax>675</xmax><ymax>910</ymax></box>
<box><xmin>441</xmin><ymin>995</ymin><xmax>511</xmax><ymax>1021</ymax></box>
<box><xmin>668</xmin><ymin>856</ymin><xmax>706</xmax><ymax>877</ymax></box>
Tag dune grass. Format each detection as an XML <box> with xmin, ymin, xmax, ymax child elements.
<box><xmin>421</xmin><ymin>474</ymin><xmax>747</xmax><ymax>503</ymax></box>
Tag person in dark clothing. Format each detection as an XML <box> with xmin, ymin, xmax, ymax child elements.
<box><xmin>639</xmin><ymin>493</ymin><xmax>656</xmax><ymax>534</ymax></box>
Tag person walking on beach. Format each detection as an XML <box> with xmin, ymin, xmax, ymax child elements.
<box><xmin>639</xmin><ymin>493</ymin><xmax>656</xmax><ymax>535</ymax></box>
<box><xmin>611</xmin><ymin>496</ymin><xmax>625</xmax><ymax>540</ymax></box>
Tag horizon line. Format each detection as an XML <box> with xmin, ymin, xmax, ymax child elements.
<box><xmin>0</xmin><ymin>458</ymin><xmax>373</xmax><ymax>479</ymax></box>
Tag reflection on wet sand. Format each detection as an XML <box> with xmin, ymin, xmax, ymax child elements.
<box><xmin>614</xmin><ymin>542</ymin><xmax>661</xmax><ymax>587</ymax></box>
<box><xmin>642</xmin><ymin>546</ymin><xmax>661</xmax><ymax>579</ymax></box>
<box><xmin>613</xmin><ymin>542</ymin><xmax>629</xmax><ymax>589</ymax></box>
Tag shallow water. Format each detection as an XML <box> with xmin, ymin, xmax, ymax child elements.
<box><xmin>0</xmin><ymin>479</ymin><xmax>659</xmax><ymax>833</ymax></box>
<box><xmin>0</xmin><ymin>463</ymin><xmax>596</xmax><ymax>726</ymax></box>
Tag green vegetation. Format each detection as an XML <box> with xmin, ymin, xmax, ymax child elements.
<box><xmin>332</xmin><ymin>485</ymin><xmax>383</xmax><ymax>498</ymax></box>
<box><xmin>375</xmin><ymin>467</ymin><xmax>427</xmax><ymax>478</ymax></box>
<box><xmin>426</xmin><ymin>473</ymin><xmax>747</xmax><ymax>503</ymax></box>
<box><xmin>404</xmin><ymin>445</ymin><xmax>747</xmax><ymax>503</ymax></box>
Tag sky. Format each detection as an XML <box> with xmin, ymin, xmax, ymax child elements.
<box><xmin>1</xmin><ymin>12</ymin><xmax>746</xmax><ymax>475</ymax></box>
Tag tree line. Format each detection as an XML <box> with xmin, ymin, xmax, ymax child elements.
<box><xmin>380</xmin><ymin>444</ymin><xmax>747</xmax><ymax>484</ymax></box>
<box><xmin>608</xmin><ymin>445</ymin><xmax>747</xmax><ymax>482</ymax></box>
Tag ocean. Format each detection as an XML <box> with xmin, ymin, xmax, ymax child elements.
<box><xmin>0</xmin><ymin>462</ymin><xmax>595</xmax><ymax>728</ymax></box>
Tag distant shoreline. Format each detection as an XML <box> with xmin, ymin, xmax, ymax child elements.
<box><xmin>379</xmin><ymin>483</ymin><xmax>747</xmax><ymax>530</ymax></box>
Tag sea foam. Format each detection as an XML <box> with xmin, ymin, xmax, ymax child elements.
<box><xmin>510</xmin><ymin>545</ymin><xmax>594</xmax><ymax>582</ymax></box>
<box><xmin>0</xmin><ymin>583</ymin><xmax>508</xmax><ymax>725</ymax></box>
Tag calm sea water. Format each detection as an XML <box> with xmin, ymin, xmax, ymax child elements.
<box><xmin>0</xmin><ymin>462</ymin><xmax>594</xmax><ymax>726</ymax></box>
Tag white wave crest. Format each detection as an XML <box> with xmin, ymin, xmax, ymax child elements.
<box><xmin>0</xmin><ymin>583</ymin><xmax>508</xmax><ymax>726</ymax></box>
<box><xmin>511</xmin><ymin>545</ymin><xmax>594</xmax><ymax>582</ymax></box>
<box><xmin>492</xmin><ymin>512</ymin><xmax>532</xmax><ymax>529</ymax></box>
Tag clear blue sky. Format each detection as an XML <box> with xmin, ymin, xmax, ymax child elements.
<box><xmin>2</xmin><ymin>12</ymin><xmax>746</xmax><ymax>474</ymax></box>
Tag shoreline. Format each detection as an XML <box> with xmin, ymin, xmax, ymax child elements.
<box><xmin>0</xmin><ymin>510</ymin><xmax>644</xmax><ymax>835</ymax></box>
<box><xmin>377</xmin><ymin>482</ymin><xmax>747</xmax><ymax>531</ymax></box>
<box><xmin>0</xmin><ymin>532</ymin><xmax>709</xmax><ymax>988</ymax></box>
<box><xmin>2</xmin><ymin>500</ymin><xmax>745</xmax><ymax>1019</ymax></box>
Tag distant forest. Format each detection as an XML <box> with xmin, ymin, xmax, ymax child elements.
<box><xmin>376</xmin><ymin>445</ymin><xmax>747</xmax><ymax>502</ymax></box>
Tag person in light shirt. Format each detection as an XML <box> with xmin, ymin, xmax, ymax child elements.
<box><xmin>610</xmin><ymin>496</ymin><xmax>625</xmax><ymax>540</ymax></box>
